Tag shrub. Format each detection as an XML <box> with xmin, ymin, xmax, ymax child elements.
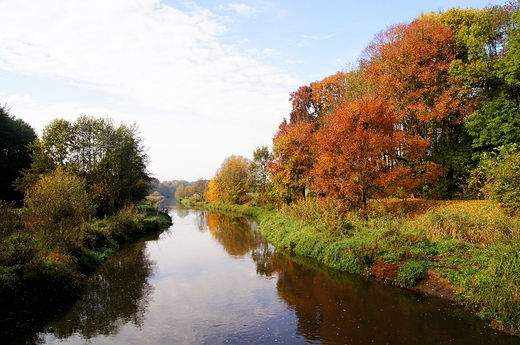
<box><xmin>24</xmin><ymin>168</ymin><xmax>94</xmax><ymax>244</ymax></box>
<box><xmin>480</xmin><ymin>145</ymin><xmax>520</xmax><ymax>215</ymax></box>
<box><xmin>0</xmin><ymin>201</ymin><xmax>25</xmax><ymax>240</ymax></box>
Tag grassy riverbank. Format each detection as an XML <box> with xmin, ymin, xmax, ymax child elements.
<box><xmin>0</xmin><ymin>202</ymin><xmax>172</xmax><ymax>322</ymax></box>
<box><xmin>184</xmin><ymin>198</ymin><xmax>520</xmax><ymax>335</ymax></box>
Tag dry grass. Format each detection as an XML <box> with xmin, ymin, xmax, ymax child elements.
<box><xmin>414</xmin><ymin>200</ymin><xmax>520</xmax><ymax>244</ymax></box>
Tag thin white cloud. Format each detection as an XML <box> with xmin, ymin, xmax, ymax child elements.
<box><xmin>216</xmin><ymin>3</ymin><xmax>262</xmax><ymax>18</ymax></box>
<box><xmin>0</xmin><ymin>0</ymin><xmax>304</xmax><ymax>180</ymax></box>
<box><xmin>0</xmin><ymin>0</ymin><xmax>296</xmax><ymax>121</ymax></box>
<box><xmin>302</xmin><ymin>34</ymin><xmax>335</xmax><ymax>40</ymax></box>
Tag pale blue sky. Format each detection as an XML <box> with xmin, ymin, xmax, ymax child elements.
<box><xmin>0</xmin><ymin>0</ymin><xmax>505</xmax><ymax>181</ymax></box>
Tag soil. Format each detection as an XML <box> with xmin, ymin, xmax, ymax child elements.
<box><xmin>410</xmin><ymin>270</ymin><xmax>456</xmax><ymax>303</ymax></box>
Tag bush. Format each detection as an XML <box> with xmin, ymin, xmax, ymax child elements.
<box><xmin>480</xmin><ymin>145</ymin><xmax>520</xmax><ymax>215</ymax></box>
<box><xmin>24</xmin><ymin>168</ymin><xmax>94</xmax><ymax>244</ymax></box>
<box><xmin>0</xmin><ymin>201</ymin><xmax>25</xmax><ymax>240</ymax></box>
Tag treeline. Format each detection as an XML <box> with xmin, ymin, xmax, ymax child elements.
<box><xmin>0</xmin><ymin>106</ymin><xmax>171</xmax><ymax>320</ymax></box>
<box><xmin>149</xmin><ymin>179</ymin><xmax>207</xmax><ymax>201</ymax></box>
<box><xmin>201</xmin><ymin>1</ymin><xmax>520</xmax><ymax>215</ymax></box>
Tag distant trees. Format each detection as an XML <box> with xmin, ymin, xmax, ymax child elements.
<box><xmin>0</xmin><ymin>105</ymin><xmax>36</xmax><ymax>204</ymax></box>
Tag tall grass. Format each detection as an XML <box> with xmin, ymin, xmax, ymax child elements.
<box><xmin>415</xmin><ymin>201</ymin><xmax>520</xmax><ymax>244</ymax></box>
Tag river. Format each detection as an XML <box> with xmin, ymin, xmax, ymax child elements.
<box><xmin>2</xmin><ymin>206</ymin><xmax>519</xmax><ymax>344</ymax></box>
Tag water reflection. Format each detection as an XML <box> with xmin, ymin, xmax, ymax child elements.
<box><xmin>270</xmin><ymin>252</ymin><xmax>517</xmax><ymax>344</ymax></box>
<box><xmin>199</xmin><ymin>211</ymin><xmax>276</xmax><ymax>276</ymax></box>
<box><xmin>4</xmin><ymin>209</ymin><xmax>520</xmax><ymax>344</ymax></box>
<box><xmin>46</xmin><ymin>241</ymin><xmax>155</xmax><ymax>341</ymax></box>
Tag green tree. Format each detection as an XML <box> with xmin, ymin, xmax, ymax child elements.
<box><xmin>19</xmin><ymin>115</ymin><xmax>151</xmax><ymax>217</ymax></box>
<box><xmin>0</xmin><ymin>105</ymin><xmax>37</xmax><ymax>204</ymax></box>
<box><xmin>249</xmin><ymin>146</ymin><xmax>273</xmax><ymax>194</ymax></box>
<box><xmin>436</xmin><ymin>3</ymin><xmax>520</xmax><ymax>155</ymax></box>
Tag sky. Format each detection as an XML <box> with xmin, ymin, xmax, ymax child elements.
<box><xmin>0</xmin><ymin>0</ymin><xmax>507</xmax><ymax>182</ymax></box>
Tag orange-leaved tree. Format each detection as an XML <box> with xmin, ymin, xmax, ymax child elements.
<box><xmin>269</xmin><ymin>120</ymin><xmax>317</xmax><ymax>204</ymax></box>
<box><xmin>361</xmin><ymin>17</ymin><xmax>472</xmax><ymax>197</ymax></box>
<box><xmin>312</xmin><ymin>96</ymin><xmax>427</xmax><ymax>210</ymax></box>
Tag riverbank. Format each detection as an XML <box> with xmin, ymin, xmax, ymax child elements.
<box><xmin>0</xmin><ymin>202</ymin><xmax>172</xmax><ymax>324</ymax></box>
<box><xmin>183</xmin><ymin>198</ymin><xmax>520</xmax><ymax>335</ymax></box>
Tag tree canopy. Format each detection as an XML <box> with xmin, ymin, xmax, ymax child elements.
<box><xmin>0</xmin><ymin>105</ymin><xmax>37</xmax><ymax>204</ymax></box>
<box><xmin>19</xmin><ymin>114</ymin><xmax>151</xmax><ymax>217</ymax></box>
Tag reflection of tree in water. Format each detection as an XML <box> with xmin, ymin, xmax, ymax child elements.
<box><xmin>45</xmin><ymin>241</ymin><xmax>156</xmax><ymax>340</ymax></box>
<box><xmin>172</xmin><ymin>203</ymin><xmax>189</xmax><ymax>219</ymax></box>
<box><xmin>270</xmin><ymin>251</ymin><xmax>517</xmax><ymax>345</ymax></box>
<box><xmin>203</xmin><ymin>212</ymin><xmax>276</xmax><ymax>276</ymax></box>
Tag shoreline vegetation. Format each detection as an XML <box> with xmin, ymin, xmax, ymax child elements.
<box><xmin>182</xmin><ymin>198</ymin><xmax>520</xmax><ymax>335</ymax></box>
<box><xmin>0</xmin><ymin>110</ymin><xmax>173</xmax><ymax>326</ymax></box>
<box><xmin>0</xmin><ymin>201</ymin><xmax>172</xmax><ymax>324</ymax></box>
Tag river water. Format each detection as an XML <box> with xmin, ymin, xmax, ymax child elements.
<box><xmin>3</xmin><ymin>207</ymin><xmax>520</xmax><ymax>344</ymax></box>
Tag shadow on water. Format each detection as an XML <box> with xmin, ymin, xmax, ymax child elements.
<box><xmin>1</xmin><ymin>241</ymin><xmax>157</xmax><ymax>345</ymax></box>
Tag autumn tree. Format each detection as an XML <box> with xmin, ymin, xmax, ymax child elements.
<box><xmin>205</xmin><ymin>180</ymin><xmax>219</xmax><ymax>203</ymax></box>
<box><xmin>270</xmin><ymin>120</ymin><xmax>316</xmax><ymax>204</ymax></box>
<box><xmin>288</xmin><ymin>85</ymin><xmax>318</xmax><ymax>124</ymax></box>
<box><xmin>213</xmin><ymin>155</ymin><xmax>251</xmax><ymax>204</ymax></box>
<box><xmin>0</xmin><ymin>105</ymin><xmax>37</xmax><ymax>204</ymax></box>
<box><xmin>313</xmin><ymin>96</ymin><xmax>427</xmax><ymax>210</ymax></box>
<box><xmin>361</xmin><ymin>17</ymin><xmax>474</xmax><ymax>197</ymax></box>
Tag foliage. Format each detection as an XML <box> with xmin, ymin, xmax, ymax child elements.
<box><xmin>438</xmin><ymin>3</ymin><xmax>520</xmax><ymax>156</ymax></box>
<box><xmin>0</xmin><ymin>105</ymin><xmax>37</xmax><ymax>204</ymax></box>
<box><xmin>0</xmin><ymin>201</ymin><xmax>171</xmax><ymax>320</ymax></box>
<box><xmin>312</xmin><ymin>96</ymin><xmax>418</xmax><ymax>210</ymax></box>
<box><xmin>361</xmin><ymin>17</ymin><xmax>474</xmax><ymax>197</ymax></box>
<box><xmin>212</xmin><ymin>155</ymin><xmax>251</xmax><ymax>204</ymax></box>
<box><xmin>270</xmin><ymin>120</ymin><xmax>316</xmax><ymax>204</ymax></box>
<box><xmin>479</xmin><ymin>145</ymin><xmax>520</xmax><ymax>214</ymax></box>
<box><xmin>249</xmin><ymin>146</ymin><xmax>273</xmax><ymax>195</ymax></box>
<box><xmin>24</xmin><ymin>168</ymin><xmax>94</xmax><ymax>244</ymax></box>
<box><xmin>149</xmin><ymin>179</ymin><xmax>190</xmax><ymax>198</ymax></box>
<box><xmin>0</xmin><ymin>200</ymin><xmax>25</xmax><ymax>241</ymax></box>
<box><xmin>19</xmin><ymin>115</ymin><xmax>151</xmax><ymax>217</ymax></box>
<box><xmin>205</xmin><ymin>180</ymin><xmax>219</xmax><ymax>203</ymax></box>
